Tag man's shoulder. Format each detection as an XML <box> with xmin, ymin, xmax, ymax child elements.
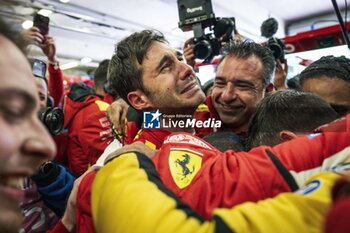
<box><xmin>79</xmin><ymin>96</ymin><xmax>109</xmax><ymax>113</ymax></box>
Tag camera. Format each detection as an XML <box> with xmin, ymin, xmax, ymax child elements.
<box><xmin>177</xmin><ymin>0</ymin><xmax>235</xmax><ymax>63</ymax></box>
<box><xmin>40</xmin><ymin>107</ymin><xmax>64</xmax><ymax>136</ymax></box>
<box><xmin>29</xmin><ymin>59</ymin><xmax>64</xmax><ymax>135</ymax></box>
<box><xmin>260</xmin><ymin>18</ymin><xmax>286</xmax><ymax>62</ymax></box>
<box><xmin>267</xmin><ymin>37</ymin><xmax>286</xmax><ymax>62</ymax></box>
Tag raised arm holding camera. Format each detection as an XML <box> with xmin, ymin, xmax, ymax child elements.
<box><xmin>23</xmin><ymin>25</ymin><xmax>64</xmax><ymax>108</ymax></box>
<box><xmin>260</xmin><ymin>17</ymin><xmax>289</xmax><ymax>90</ymax></box>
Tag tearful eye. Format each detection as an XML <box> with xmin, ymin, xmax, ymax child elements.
<box><xmin>178</xmin><ymin>56</ymin><xmax>184</xmax><ymax>62</ymax></box>
<box><xmin>160</xmin><ymin>62</ymin><xmax>173</xmax><ymax>73</ymax></box>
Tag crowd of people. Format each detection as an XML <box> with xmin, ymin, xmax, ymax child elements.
<box><xmin>1</xmin><ymin>1</ymin><xmax>350</xmax><ymax>233</ymax></box>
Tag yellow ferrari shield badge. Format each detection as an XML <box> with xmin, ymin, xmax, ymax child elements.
<box><xmin>168</xmin><ymin>148</ymin><xmax>203</xmax><ymax>189</ymax></box>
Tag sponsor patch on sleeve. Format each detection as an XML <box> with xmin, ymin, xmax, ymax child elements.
<box><xmin>295</xmin><ymin>180</ymin><xmax>321</xmax><ymax>195</ymax></box>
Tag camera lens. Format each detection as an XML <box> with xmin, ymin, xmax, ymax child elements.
<box><xmin>267</xmin><ymin>37</ymin><xmax>285</xmax><ymax>61</ymax></box>
<box><xmin>41</xmin><ymin>107</ymin><xmax>64</xmax><ymax>135</ymax></box>
<box><xmin>194</xmin><ymin>39</ymin><xmax>212</xmax><ymax>60</ymax></box>
<box><xmin>269</xmin><ymin>43</ymin><xmax>282</xmax><ymax>59</ymax></box>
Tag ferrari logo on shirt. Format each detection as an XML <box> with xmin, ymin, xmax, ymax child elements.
<box><xmin>169</xmin><ymin>148</ymin><xmax>202</xmax><ymax>189</ymax></box>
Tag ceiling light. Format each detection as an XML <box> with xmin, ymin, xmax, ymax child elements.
<box><xmin>38</xmin><ymin>9</ymin><xmax>53</xmax><ymax>17</ymax></box>
<box><xmin>59</xmin><ymin>0</ymin><xmax>70</xmax><ymax>3</ymax></box>
<box><xmin>81</xmin><ymin>57</ymin><xmax>92</xmax><ymax>64</ymax></box>
<box><xmin>22</xmin><ymin>20</ymin><xmax>33</xmax><ymax>29</ymax></box>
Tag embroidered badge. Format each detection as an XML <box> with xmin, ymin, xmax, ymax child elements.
<box><xmin>169</xmin><ymin>148</ymin><xmax>203</xmax><ymax>189</ymax></box>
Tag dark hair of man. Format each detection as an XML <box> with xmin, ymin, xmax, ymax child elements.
<box><xmin>0</xmin><ymin>0</ymin><xmax>29</xmax><ymax>55</ymax></box>
<box><xmin>108</xmin><ymin>30</ymin><xmax>168</xmax><ymax>104</ymax></box>
<box><xmin>299</xmin><ymin>55</ymin><xmax>350</xmax><ymax>86</ymax></box>
<box><xmin>245</xmin><ymin>90</ymin><xmax>339</xmax><ymax>150</ymax></box>
<box><xmin>202</xmin><ymin>132</ymin><xmax>244</xmax><ymax>152</ymax></box>
<box><xmin>217</xmin><ymin>41</ymin><xmax>276</xmax><ymax>87</ymax></box>
<box><xmin>0</xmin><ymin>20</ymin><xmax>27</xmax><ymax>55</ymax></box>
<box><xmin>94</xmin><ymin>59</ymin><xmax>110</xmax><ymax>90</ymax></box>
<box><xmin>287</xmin><ymin>74</ymin><xmax>300</xmax><ymax>90</ymax></box>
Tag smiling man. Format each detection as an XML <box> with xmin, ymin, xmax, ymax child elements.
<box><xmin>195</xmin><ymin>42</ymin><xmax>275</xmax><ymax>137</ymax></box>
<box><xmin>0</xmin><ymin>18</ymin><xmax>56</xmax><ymax>233</ymax></box>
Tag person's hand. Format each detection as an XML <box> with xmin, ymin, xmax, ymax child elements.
<box><xmin>274</xmin><ymin>59</ymin><xmax>288</xmax><ymax>90</ymax></box>
<box><xmin>22</xmin><ymin>27</ymin><xmax>58</xmax><ymax>63</ymax></box>
<box><xmin>233</xmin><ymin>28</ymin><xmax>243</xmax><ymax>44</ymax></box>
<box><xmin>183</xmin><ymin>37</ymin><xmax>196</xmax><ymax>68</ymax></box>
<box><xmin>107</xmin><ymin>98</ymin><xmax>129</xmax><ymax>134</ymax></box>
<box><xmin>105</xmin><ymin>141</ymin><xmax>158</xmax><ymax>164</ymax></box>
<box><xmin>41</xmin><ymin>35</ymin><xmax>57</xmax><ymax>63</ymax></box>
<box><xmin>22</xmin><ymin>26</ymin><xmax>44</xmax><ymax>46</ymax></box>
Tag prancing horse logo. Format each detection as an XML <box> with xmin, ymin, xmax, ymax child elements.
<box><xmin>175</xmin><ymin>154</ymin><xmax>194</xmax><ymax>180</ymax></box>
<box><xmin>169</xmin><ymin>149</ymin><xmax>202</xmax><ymax>189</ymax></box>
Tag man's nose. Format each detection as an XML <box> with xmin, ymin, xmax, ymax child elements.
<box><xmin>221</xmin><ymin>83</ymin><xmax>238</xmax><ymax>102</ymax></box>
<box><xmin>178</xmin><ymin>61</ymin><xmax>194</xmax><ymax>81</ymax></box>
<box><xmin>23</xmin><ymin>120</ymin><xmax>56</xmax><ymax>162</ymax></box>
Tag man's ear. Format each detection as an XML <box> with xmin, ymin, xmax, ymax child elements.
<box><xmin>265</xmin><ymin>83</ymin><xmax>275</xmax><ymax>93</ymax></box>
<box><xmin>127</xmin><ymin>90</ymin><xmax>153</xmax><ymax>111</ymax></box>
<box><xmin>279</xmin><ymin>130</ymin><xmax>298</xmax><ymax>142</ymax></box>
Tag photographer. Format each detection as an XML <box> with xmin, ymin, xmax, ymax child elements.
<box><xmin>23</xmin><ymin>26</ymin><xmax>71</xmax><ymax>164</ymax></box>
<box><xmin>23</xmin><ymin>26</ymin><xmax>64</xmax><ymax>107</ymax></box>
<box><xmin>29</xmin><ymin>59</ymin><xmax>64</xmax><ymax>136</ymax></box>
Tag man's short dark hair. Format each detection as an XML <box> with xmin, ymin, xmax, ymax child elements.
<box><xmin>94</xmin><ymin>59</ymin><xmax>110</xmax><ymax>90</ymax></box>
<box><xmin>218</xmin><ymin>41</ymin><xmax>276</xmax><ymax>87</ymax></box>
<box><xmin>0</xmin><ymin>4</ymin><xmax>27</xmax><ymax>54</ymax></box>
<box><xmin>202</xmin><ymin>132</ymin><xmax>244</xmax><ymax>152</ymax></box>
<box><xmin>299</xmin><ymin>55</ymin><xmax>350</xmax><ymax>86</ymax></box>
<box><xmin>108</xmin><ymin>30</ymin><xmax>168</xmax><ymax>104</ymax></box>
<box><xmin>245</xmin><ymin>90</ymin><xmax>339</xmax><ymax>150</ymax></box>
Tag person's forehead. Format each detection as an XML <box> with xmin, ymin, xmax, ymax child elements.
<box><xmin>35</xmin><ymin>78</ymin><xmax>47</xmax><ymax>91</ymax></box>
<box><xmin>216</xmin><ymin>55</ymin><xmax>264</xmax><ymax>81</ymax></box>
<box><xmin>145</xmin><ymin>41</ymin><xmax>176</xmax><ymax>60</ymax></box>
<box><xmin>218</xmin><ymin>55</ymin><xmax>263</xmax><ymax>69</ymax></box>
<box><xmin>0</xmin><ymin>36</ymin><xmax>38</xmax><ymax>98</ymax></box>
<box><xmin>302</xmin><ymin>77</ymin><xmax>350</xmax><ymax>97</ymax></box>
